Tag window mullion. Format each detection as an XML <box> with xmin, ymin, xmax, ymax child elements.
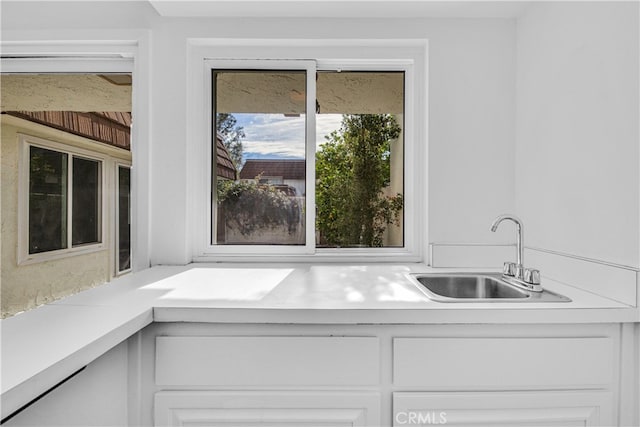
<box><xmin>304</xmin><ymin>62</ymin><xmax>317</xmax><ymax>254</ymax></box>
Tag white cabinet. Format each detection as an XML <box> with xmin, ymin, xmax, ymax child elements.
<box><xmin>139</xmin><ymin>323</ymin><xmax>623</xmax><ymax>427</ymax></box>
<box><xmin>393</xmin><ymin>391</ymin><xmax>614</xmax><ymax>426</ymax></box>
<box><xmin>155</xmin><ymin>391</ymin><xmax>380</xmax><ymax>426</ymax></box>
<box><xmin>150</xmin><ymin>334</ymin><xmax>382</xmax><ymax>426</ymax></box>
<box><xmin>391</xmin><ymin>333</ymin><xmax>616</xmax><ymax>426</ymax></box>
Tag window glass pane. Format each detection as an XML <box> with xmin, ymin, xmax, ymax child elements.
<box><xmin>213</xmin><ymin>70</ymin><xmax>306</xmax><ymax>245</ymax></box>
<box><xmin>72</xmin><ymin>157</ymin><xmax>101</xmax><ymax>246</ymax></box>
<box><xmin>316</xmin><ymin>71</ymin><xmax>404</xmax><ymax>248</ymax></box>
<box><xmin>29</xmin><ymin>146</ymin><xmax>67</xmax><ymax>254</ymax></box>
<box><xmin>118</xmin><ymin>166</ymin><xmax>131</xmax><ymax>272</ymax></box>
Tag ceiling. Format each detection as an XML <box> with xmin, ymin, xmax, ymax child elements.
<box><xmin>148</xmin><ymin>0</ymin><xmax>531</xmax><ymax>19</ymax></box>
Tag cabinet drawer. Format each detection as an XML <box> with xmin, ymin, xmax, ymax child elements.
<box><xmin>155</xmin><ymin>391</ymin><xmax>380</xmax><ymax>427</ymax></box>
<box><xmin>393</xmin><ymin>391</ymin><xmax>613</xmax><ymax>426</ymax></box>
<box><xmin>393</xmin><ymin>337</ymin><xmax>613</xmax><ymax>388</ymax></box>
<box><xmin>156</xmin><ymin>336</ymin><xmax>379</xmax><ymax>386</ymax></box>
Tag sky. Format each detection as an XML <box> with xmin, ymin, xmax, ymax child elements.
<box><xmin>234</xmin><ymin>113</ymin><xmax>343</xmax><ymax>160</ymax></box>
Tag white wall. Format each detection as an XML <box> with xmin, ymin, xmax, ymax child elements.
<box><xmin>154</xmin><ymin>17</ymin><xmax>517</xmax><ymax>263</ymax></box>
<box><xmin>1</xmin><ymin>2</ymin><xmax>517</xmax><ymax>265</ymax></box>
<box><xmin>427</xmin><ymin>19</ymin><xmax>516</xmax><ymax>246</ymax></box>
<box><xmin>4</xmin><ymin>341</ymin><xmax>128</xmax><ymax>427</ymax></box>
<box><xmin>516</xmin><ymin>1</ymin><xmax>639</xmax><ymax>269</ymax></box>
<box><xmin>3</xmin><ymin>1</ymin><xmax>636</xmax><ymax>270</ymax></box>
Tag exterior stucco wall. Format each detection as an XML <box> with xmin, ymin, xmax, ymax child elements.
<box><xmin>1</xmin><ymin>115</ymin><xmax>130</xmax><ymax>318</ymax></box>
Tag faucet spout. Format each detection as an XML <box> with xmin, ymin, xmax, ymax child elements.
<box><xmin>490</xmin><ymin>215</ymin><xmax>542</xmax><ymax>292</ymax></box>
<box><xmin>490</xmin><ymin>214</ymin><xmax>524</xmax><ymax>266</ymax></box>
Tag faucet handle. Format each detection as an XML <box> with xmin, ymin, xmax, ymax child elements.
<box><xmin>523</xmin><ymin>268</ymin><xmax>541</xmax><ymax>285</ymax></box>
<box><xmin>503</xmin><ymin>262</ymin><xmax>517</xmax><ymax>277</ymax></box>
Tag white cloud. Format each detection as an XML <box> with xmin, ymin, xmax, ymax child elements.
<box><xmin>242</xmin><ymin>139</ymin><xmax>305</xmax><ymax>158</ymax></box>
<box><xmin>232</xmin><ymin>113</ymin><xmax>344</xmax><ymax>159</ymax></box>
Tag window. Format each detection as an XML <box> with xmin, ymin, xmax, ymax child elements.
<box><xmin>116</xmin><ymin>165</ymin><xmax>132</xmax><ymax>273</ymax></box>
<box><xmin>210</xmin><ymin>63</ymin><xmax>406</xmax><ymax>252</ymax></box>
<box><xmin>72</xmin><ymin>156</ymin><xmax>101</xmax><ymax>246</ymax></box>
<box><xmin>19</xmin><ymin>135</ymin><xmax>105</xmax><ymax>263</ymax></box>
<box><xmin>190</xmin><ymin>40</ymin><xmax>425</xmax><ymax>261</ymax></box>
<box><xmin>315</xmin><ymin>71</ymin><xmax>405</xmax><ymax>249</ymax></box>
<box><xmin>28</xmin><ymin>146</ymin><xmax>68</xmax><ymax>253</ymax></box>
<box><xmin>2</xmin><ymin>49</ymin><xmax>140</xmax><ymax>282</ymax></box>
<box><xmin>213</xmin><ymin>68</ymin><xmax>309</xmax><ymax>246</ymax></box>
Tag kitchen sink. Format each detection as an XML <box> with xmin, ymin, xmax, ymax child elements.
<box><xmin>410</xmin><ymin>273</ymin><xmax>571</xmax><ymax>303</ymax></box>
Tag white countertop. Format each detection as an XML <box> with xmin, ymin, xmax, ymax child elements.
<box><xmin>1</xmin><ymin>263</ymin><xmax>638</xmax><ymax>419</ymax></box>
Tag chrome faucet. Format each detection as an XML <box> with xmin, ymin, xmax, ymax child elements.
<box><xmin>490</xmin><ymin>215</ymin><xmax>524</xmax><ymax>266</ymax></box>
<box><xmin>490</xmin><ymin>214</ymin><xmax>542</xmax><ymax>292</ymax></box>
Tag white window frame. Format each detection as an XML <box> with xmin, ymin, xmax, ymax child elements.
<box><xmin>188</xmin><ymin>39</ymin><xmax>428</xmax><ymax>263</ymax></box>
<box><xmin>18</xmin><ymin>134</ymin><xmax>108</xmax><ymax>265</ymax></box>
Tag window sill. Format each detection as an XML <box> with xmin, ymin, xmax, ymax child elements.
<box><xmin>193</xmin><ymin>247</ymin><xmax>422</xmax><ymax>264</ymax></box>
<box><xmin>18</xmin><ymin>244</ymin><xmax>107</xmax><ymax>266</ymax></box>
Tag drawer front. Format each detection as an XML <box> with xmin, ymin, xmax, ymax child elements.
<box><xmin>155</xmin><ymin>391</ymin><xmax>381</xmax><ymax>427</ymax></box>
<box><xmin>393</xmin><ymin>337</ymin><xmax>613</xmax><ymax>388</ymax></box>
<box><xmin>156</xmin><ymin>336</ymin><xmax>379</xmax><ymax>386</ymax></box>
<box><xmin>393</xmin><ymin>391</ymin><xmax>613</xmax><ymax>427</ymax></box>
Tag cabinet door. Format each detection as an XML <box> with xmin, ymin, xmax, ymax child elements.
<box><xmin>393</xmin><ymin>391</ymin><xmax>613</xmax><ymax>426</ymax></box>
<box><xmin>155</xmin><ymin>391</ymin><xmax>380</xmax><ymax>426</ymax></box>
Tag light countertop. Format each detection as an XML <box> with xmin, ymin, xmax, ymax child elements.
<box><xmin>1</xmin><ymin>263</ymin><xmax>638</xmax><ymax>419</ymax></box>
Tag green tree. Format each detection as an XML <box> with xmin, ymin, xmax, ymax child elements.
<box><xmin>216</xmin><ymin>113</ymin><xmax>245</xmax><ymax>174</ymax></box>
<box><xmin>316</xmin><ymin>114</ymin><xmax>403</xmax><ymax>247</ymax></box>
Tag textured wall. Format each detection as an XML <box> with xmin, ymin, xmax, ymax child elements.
<box><xmin>1</xmin><ymin>74</ymin><xmax>132</xmax><ymax>112</ymax></box>
<box><xmin>1</xmin><ymin>116</ymin><xmax>129</xmax><ymax>318</ymax></box>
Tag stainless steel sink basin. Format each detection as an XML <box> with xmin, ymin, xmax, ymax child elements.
<box><xmin>410</xmin><ymin>273</ymin><xmax>571</xmax><ymax>302</ymax></box>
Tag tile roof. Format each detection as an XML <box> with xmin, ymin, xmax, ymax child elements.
<box><xmin>5</xmin><ymin>111</ymin><xmax>131</xmax><ymax>150</ymax></box>
<box><xmin>4</xmin><ymin>111</ymin><xmax>237</xmax><ymax>179</ymax></box>
<box><xmin>215</xmin><ymin>132</ymin><xmax>236</xmax><ymax>180</ymax></box>
<box><xmin>239</xmin><ymin>159</ymin><xmax>305</xmax><ymax>180</ymax></box>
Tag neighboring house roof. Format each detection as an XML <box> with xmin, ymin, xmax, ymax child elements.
<box><xmin>4</xmin><ymin>111</ymin><xmax>237</xmax><ymax>179</ymax></box>
<box><xmin>240</xmin><ymin>159</ymin><xmax>305</xmax><ymax>180</ymax></box>
<box><xmin>4</xmin><ymin>111</ymin><xmax>132</xmax><ymax>150</ymax></box>
<box><xmin>215</xmin><ymin>132</ymin><xmax>236</xmax><ymax>180</ymax></box>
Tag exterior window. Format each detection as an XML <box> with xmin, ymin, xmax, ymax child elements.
<box><xmin>28</xmin><ymin>146</ymin><xmax>68</xmax><ymax>253</ymax></box>
<box><xmin>117</xmin><ymin>165</ymin><xmax>131</xmax><ymax>273</ymax></box>
<box><xmin>211</xmin><ymin>62</ymin><xmax>405</xmax><ymax>252</ymax></box>
<box><xmin>22</xmin><ymin>138</ymin><xmax>104</xmax><ymax>261</ymax></box>
<box><xmin>72</xmin><ymin>157</ymin><xmax>101</xmax><ymax>246</ymax></box>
